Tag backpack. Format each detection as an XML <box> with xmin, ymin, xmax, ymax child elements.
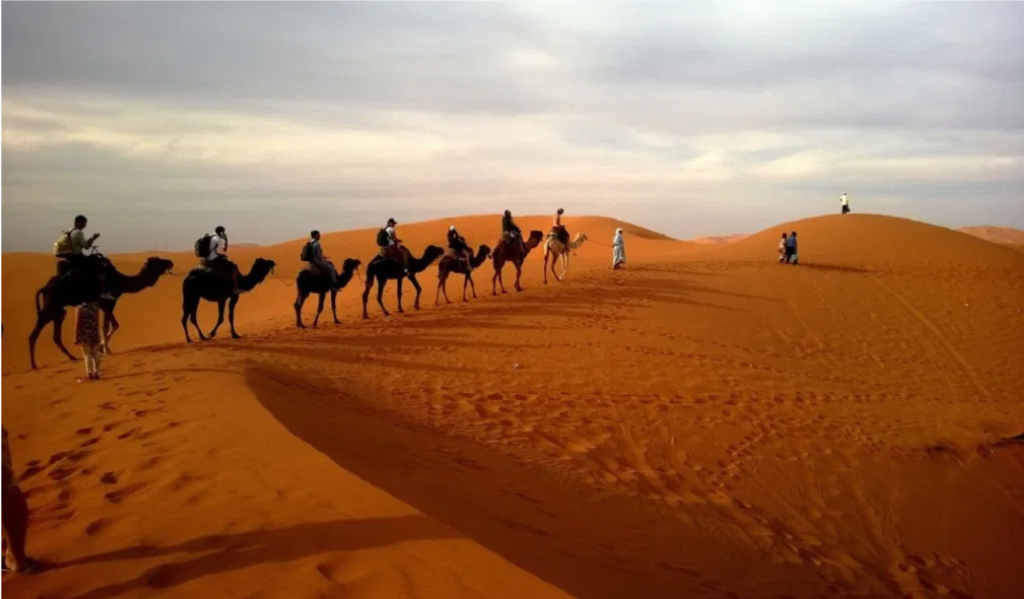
<box><xmin>53</xmin><ymin>230</ymin><xmax>73</xmax><ymax>255</ymax></box>
<box><xmin>300</xmin><ymin>241</ymin><xmax>314</xmax><ymax>262</ymax></box>
<box><xmin>194</xmin><ymin>234</ymin><xmax>213</xmax><ymax>258</ymax></box>
<box><xmin>376</xmin><ymin>228</ymin><xmax>390</xmax><ymax>247</ymax></box>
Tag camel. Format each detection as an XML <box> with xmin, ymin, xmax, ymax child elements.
<box><xmin>362</xmin><ymin>245</ymin><xmax>445</xmax><ymax>319</ymax></box>
<box><xmin>29</xmin><ymin>256</ymin><xmax>175</xmax><ymax>370</ymax></box>
<box><xmin>543</xmin><ymin>232</ymin><xmax>588</xmax><ymax>284</ymax></box>
<box><xmin>491</xmin><ymin>230</ymin><xmax>544</xmax><ymax>295</ymax></box>
<box><xmin>181</xmin><ymin>258</ymin><xmax>276</xmax><ymax>343</ymax></box>
<box><xmin>294</xmin><ymin>258</ymin><xmax>362</xmax><ymax>328</ymax></box>
<box><xmin>435</xmin><ymin>244</ymin><xmax>492</xmax><ymax>305</ymax></box>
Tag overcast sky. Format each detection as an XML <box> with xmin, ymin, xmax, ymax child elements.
<box><xmin>3</xmin><ymin>2</ymin><xmax>1022</xmax><ymax>252</ymax></box>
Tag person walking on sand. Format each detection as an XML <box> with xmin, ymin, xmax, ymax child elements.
<box><xmin>75</xmin><ymin>301</ymin><xmax>103</xmax><ymax>381</ymax></box>
<box><xmin>2</xmin><ymin>427</ymin><xmax>37</xmax><ymax>574</ymax></box>
<box><xmin>840</xmin><ymin>193</ymin><xmax>850</xmax><ymax>214</ymax></box>
<box><xmin>778</xmin><ymin>232</ymin><xmax>788</xmax><ymax>263</ymax></box>
<box><xmin>612</xmin><ymin>228</ymin><xmax>626</xmax><ymax>269</ymax></box>
<box><xmin>785</xmin><ymin>231</ymin><xmax>798</xmax><ymax>264</ymax></box>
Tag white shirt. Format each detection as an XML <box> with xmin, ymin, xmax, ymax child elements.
<box><xmin>68</xmin><ymin>229</ymin><xmax>89</xmax><ymax>254</ymax></box>
<box><xmin>208</xmin><ymin>234</ymin><xmax>227</xmax><ymax>261</ymax></box>
<box><xmin>613</xmin><ymin>231</ymin><xmax>623</xmax><ymax>246</ymax></box>
<box><xmin>841</xmin><ymin>194</ymin><xmax>849</xmax><ymax>206</ymax></box>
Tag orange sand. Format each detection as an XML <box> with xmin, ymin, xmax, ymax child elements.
<box><xmin>688</xmin><ymin>234</ymin><xmax>749</xmax><ymax>245</ymax></box>
<box><xmin>3</xmin><ymin>214</ymin><xmax>1023</xmax><ymax>599</ymax></box>
<box><xmin>958</xmin><ymin>226</ymin><xmax>1024</xmax><ymax>247</ymax></box>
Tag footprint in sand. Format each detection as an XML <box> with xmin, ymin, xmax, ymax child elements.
<box><xmin>104</xmin><ymin>481</ymin><xmax>149</xmax><ymax>504</ymax></box>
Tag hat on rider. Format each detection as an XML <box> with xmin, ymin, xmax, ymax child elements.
<box><xmin>557</xmin><ymin>208</ymin><xmax>565</xmax><ymax>215</ymax></box>
<box><xmin>449</xmin><ymin>225</ymin><xmax>456</xmax><ymax>232</ymax></box>
<box><xmin>504</xmin><ymin>210</ymin><xmax>511</xmax><ymax>217</ymax></box>
<box><xmin>387</xmin><ymin>218</ymin><xmax>397</xmax><ymax>226</ymax></box>
<box><xmin>215</xmin><ymin>226</ymin><xmax>226</xmax><ymax>235</ymax></box>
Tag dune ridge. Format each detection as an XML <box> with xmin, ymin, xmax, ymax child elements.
<box><xmin>3</xmin><ymin>213</ymin><xmax>1022</xmax><ymax>599</ymax></box>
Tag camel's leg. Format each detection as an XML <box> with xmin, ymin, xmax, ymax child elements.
<box><xmin>376</xmin><ymin>277</ymin><xmax>390</xmax><ymax>317</ymax></box>
<box><xmin>102</xmin><ymin>305</ymin><xmax>120</xmax><ymax>354</ymax></box>
<box><xmin>209</xmin><ymin>298</ymin><xmax>227</xmax><ymax>339</ymax></box>
<box><xmin>560</xmin><ymin>253</ymin><xmax>569</xmax><ymax>280</ymax></box>
<box><xmin>181</xmin><ymin>294</ymin><xmax>195</xmax><ymax>343</ymax></box>
<box><xmin>463</xmin><ymin>273</ymin><xmax>472</xmax><ymax>302</ymax></box>
<box><xmin>331</xmin><ymin>289</ymin><xmax>340</xmax><ymax>324</ymax></box>
<box><xmin>543</xmin><ymin>251</ymin><xmax>550</xmax><ymax>284</ymax></box>
<box><xmin>312</xmin><ymin>293</ymin><xmax>326</xmax><ymax>328</ymax></box>
<box><xmin>410</xmin><ymin>276</ymin><xmax>423</xmax><ymax>310</ymax></box>
<box><xmin>442</xmin><ymin>273</ymin><xmax>452</xmax><ymax>304</ymax></box>
<box><xmin>51</xmin><ymin>309</ymin><xmax>77</xmax><ymax>363</ymax></box>
<box><xmin>435</xmin><ymin>271</ymin><xmax>446</xmax><ymax>306</ymax></box>
<box><xmin>295</xmin><ymin>289</ymin><xmax>308</xmax><ymax>328</ymax></box>
<box><xmin>514</xmin><ymin>260</ymin><xmax>524</xmax><ymax>292</ymax></box>
<box><xmin>396</xmin><ymin>278</ymin><xmax>405</xmax><ymax>313</ymax></box>
<box><xmin>362</xmin><ymin>278</ymin><xmax>374</xmax><ymax>319</ymax></box>
<box><xmin>492</xmin><ymin>261</ymin><xmax>505</xmax><ymax>295</ymax></box>
<box><xmin>228</xmin><ymin>295</ymin><xmax>241</xmax><ymax>339</ymax></box>
<box><xmin>28</xmin><ymin>311</ymin><xmax>56</xmax><ymax>370</ymax></box>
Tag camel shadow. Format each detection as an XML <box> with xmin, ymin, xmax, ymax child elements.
<box><xmin>60</xmin><ymin>515</ymin><xmax>452</xmax><ymax>599</ymax></box>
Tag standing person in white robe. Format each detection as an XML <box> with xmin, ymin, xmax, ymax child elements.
<box><xmin>612</xmin><ymin>228</ymin><xmax>626</xmax><ymax>269</ymax></box>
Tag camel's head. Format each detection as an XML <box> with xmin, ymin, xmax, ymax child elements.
<box><xmin>477</xmin><ymin>244</ymin><xmax>492</xmax><ymax>260</ymax></box>
<box><xmin>144</xmin><ymin>257</ymin><xmax>175</xmax><ymax>275</ymax></box>
<box><xmin>423</xmin><ymin>245</ymin><xmax>446</xmax><ymax>262</ymax></box>
<box><xmin>527</xmin><ymin>230</ymin><xmax>544</xmax><ymax>244</ymax></box>
<box><xmin>574</xmin><ymin>233</ymin><xmax>588</xmax><ymax>244</ymax></box>
<box><xmin>254</xmin><ymin>258</ymin><xmax>277</xmax><ymax>275</ymax></box>
<box><xmin>341</xmin><ymin>258</ymin><xmax>362</xmax><ymax>273</ymax></box>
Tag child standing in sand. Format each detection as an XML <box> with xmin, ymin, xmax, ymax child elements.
<box><xmin>74</xmin><ymin>302</ymin><xmax>103</xmax><ymax>381</ymax></box>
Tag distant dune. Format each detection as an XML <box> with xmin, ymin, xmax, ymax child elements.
<box><xmin>688</xmin><ymin>234</ymin><xmax>748</xmax><ymax>245</ymax></box>
<box><xmin>3</xmin><ymin>213</ymin><xmax>1022</xmax><ymax>599</ymax></box>
<box><xmin>958</xmin><ymin>225</ymin><xmax>1024</xmax><ymax>246</ymax></box>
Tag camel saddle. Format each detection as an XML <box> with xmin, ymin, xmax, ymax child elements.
<box><xmin>301</xmin><ymin>260</ymin><xmax>335</xmax><ymax>275</ymax></box>
<box><xmin>549</xmin><ymin>226</ymin><xmax>570</xmax><ymax>245</ymax></box>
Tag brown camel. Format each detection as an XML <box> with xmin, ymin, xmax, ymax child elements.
<box><xmin>435</xmin><ymin>244</ymin><xmax>492</xmax><ymax>305</ymax></box>
<box><xmin>294</xmin><ymin>258</ymin><xmax>361</xmax><ymax>328</ymax></box>
<box><xmin>29</xmin><ymin>256</ymin><xmax>175</xmax><ymax>369</ymax></box>
<box><xmin>543</xmin><ymin>232</ymin><xmax>589</xmax><ymax>284</ymax></box>
<box><xmin>491</xmin><ymin>230</ymin><xmax>544</xmax><ymax>295</ymax></box>
<box><xmin>362</xmin><ymin>245</ymin><xmax>445</xmax><ymax>319</ymax></box>
<box><xmin>181</xmin><ymin>258</ymin><xmax>276</xmax><ymax>343</ymax></box>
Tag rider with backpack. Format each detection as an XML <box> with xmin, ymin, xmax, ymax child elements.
<box><xmin>301</xmin><ymin>231</ymin><xmax>338</xmax><ymax>287</ymax></box>
<box><xmin>376</xmin><ymin>218</ymin><xmax>409</xmax><ymax>275</ymax></box>
<box><xmin>196</xmin><ymin>226</ymin><xmax>242</xmax><ymax>294</ymax></box>
<box><xmin>53</xmin><ymin>215</ymin><xmax>113</xmax><ymax>300</ymax></box>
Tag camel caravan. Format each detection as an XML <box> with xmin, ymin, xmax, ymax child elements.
<box><xmin>28</xmin><ymin>210</ymin><xmax>590</xmax><ymax>368</ymax></box>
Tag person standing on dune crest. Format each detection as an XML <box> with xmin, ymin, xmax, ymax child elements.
<box><xmin>841</xmin><ymin>193</ymin><xmax>850</xmax><ymax>214</ymax></box>
<box><xmin>612</xmin><ymin>228</ymin><xmax>626</xmax><ymax>269</ymax></box>
<box><xmin>0</xmin><ymin>421</ymin><xmax>36</xmax><ymax>573</ymax></box>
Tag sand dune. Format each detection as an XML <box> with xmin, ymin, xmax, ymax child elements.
<box><xmin>688</xmin><ymin>234</ymin><xmax>749</xmax><ymax>245</ymax></box>
<box><xmin>958</xmin><ymin>225</ymin><xmax>1024</xmax><ymax>247</ymax></box>
<box><xmin>3</xmin><ymin>213</ymin><xmax>1023</xmax><ymax>599</ymax></box>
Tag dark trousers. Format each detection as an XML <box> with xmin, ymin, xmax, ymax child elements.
<box><xmin>842</xmin><ymin>205</ymin><xmax>850</xmax><ymax>214</ymax></box>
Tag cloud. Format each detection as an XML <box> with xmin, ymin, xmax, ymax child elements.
<box><xmin>2</xmin><ymin>2</ymin><xmax>1022</xmax><ymax>251</ymax></box>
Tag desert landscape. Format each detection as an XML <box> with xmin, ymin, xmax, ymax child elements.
<box><xmin>2</xmin><ymin>213</ymin><xmax>1022</xmax><ymax>599</ymax></box>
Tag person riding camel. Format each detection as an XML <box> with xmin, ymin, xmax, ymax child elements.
<box><xmin>377</xmin><ymin>218</ymin><xmax>409</xmax><ymax>275</ymax></box>
<box><xmin>447</xmin><ymin>225</ymin><xmax>474</xmax><ymax>272</ymax></box>
<box><xmin>206</xmin><ymin>226</ymin><xmax>243</xmax><ymax>294</ymax></box>
<box><xmin>54</xmin><ymin>214</ymin><xmax>114</xmax><ymax>300</ymax></box>
<box><xmin>303</xmin><ymin>230</ymin><xmax>338</xmax><ymax>287</ymax></box>
<box><xmin>501</xmin><ymin>210</ymin><xmax>526</xmax><ymax>253</ymax></box>
<box><xmin>552</xmin><ymin>208</ymin><xmax>569</xmax><ymax>246</ymax></box>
